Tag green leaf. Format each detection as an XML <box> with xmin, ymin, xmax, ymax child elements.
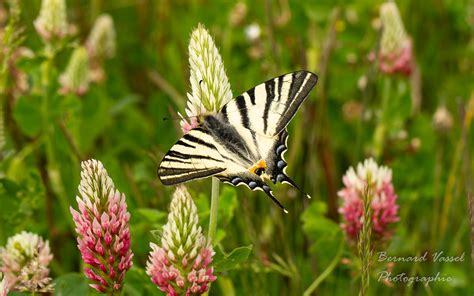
<box><xmin>217</xmin><ymin>186</ymin><xmax>238</xmax><ymax>226</ymax></box>
<box><xmin>123</xmin><ymin>266</ymin><xmax>162</xmax><ymax>295</ymax></box>
<box><xmin>302</xmin><ymin>201</ymin><xmax>343</xmax><ymax>268</ymax></box>
<box><xmin>214</xmin><ymin>245</ymin><xmax>252</xmax><ymax>272</ymax></box>
<box><xmin>195</xmin><ymin>186</ymin><xmax>237</xmax><ymax>242</ymax></box>
<box><xmin>53</xmin><ymin>273</ymin><xmax>89</xmax><ymax>296</ymax></box>
<box><xmin>195</xmin><ymin>191</ymin><xmax>210</xmax><ymax>225</ymax></box>
<box><xmin>78</xmin><ymin>89</ymin><xmax>110</xmax><ymax>151</ymax></box>
<box><xmin>135</xmin><ymin>208</ymin><xmax>167</xmax><ymax>223</ymax></box>
<box><xmin>13</xmin><ymin>95</ymin><xmax>44</xmax><ymax>137</ymax></box>
<box><xmin>130</xmin><ymin>208</ymin><xmax>167</xmax><ymax>255</ymax></box>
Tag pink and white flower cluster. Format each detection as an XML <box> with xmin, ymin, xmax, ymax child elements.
<box><xmin>146</xmin><ymin>186</ymin><xmax>216</xmax><ymax>295</ymax></box>
<box><xmin>0</xmin><ymin>231</ymin><xmax>53</xmax><ymax>293</ymax></box>
<box><xmin>378</xmin><ymin>2</ymin><xmax>413</xmax><ymax>76</ymax></box>
<box><xmin>338</xmin><ymin>158</ymin><xmax>399</xmax><ymax>240</ymax></box>
<box><xmin>70</xmin><ymin>159</ymin><xmax>133</xmax><ymax>293</ymax></box>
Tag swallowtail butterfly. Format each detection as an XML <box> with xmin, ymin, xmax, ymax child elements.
<box><xmin>158</xmin><ymin>71</ymin><xmax>318</xmax><ymax>212</ymax></box>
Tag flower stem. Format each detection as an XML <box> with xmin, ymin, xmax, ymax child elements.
<box><xmin>358</xmin><ymin>181</ymin><xmax>373</xmax><ymax>296</ymax></box>
<box><xmin>373</xmin><ymin>76</ymin><xmax>391</xmax><ymax>159</ymax></box>
<box><xmin>41</xmin><ymin>52</ymin><xmax>75</xmax><ymax>231</ymax></box>
<box><xmin>208</xmin><ymin>177</ymin><xmax>220</xmax><ymax>243</ymax></box>
<box><xmin>303</xmin><ymin>235</ymin><xmax>343</xmax><ymax>296</ymax></box>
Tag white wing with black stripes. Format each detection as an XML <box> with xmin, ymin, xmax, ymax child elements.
<box><xmin>158</xmin><ymin>70</ymin><xmax>318</xmax><ymax>212</ymax></box>
<box><xmin>220</xmin><ymin>71</ymin><xmax>317</xmax><ymax>137</ymax></box>
<box><xmin>158</xmin><ymin>128</ymin><xmax>226</xmax><ymax>185</ymax></box>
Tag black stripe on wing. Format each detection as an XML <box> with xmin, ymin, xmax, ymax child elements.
<box><xmin>219</xmin><ymin>70</ymin><xmax>317</xmax><ymax>137</ymax></box>
<box><xmin>160</xmin><ymin>167</ymin><xmax>225</xmax><ymax>185</ymax></box>
<box><xmin>263</xmin><ymin>78</ymin><xmax>275</xmax><ymax>134</ymax></box>
<box><xmin>274</xmin><ymin>71</ymin><xmax>317</xmax><ymax>134</ymax></box>
<box><xmin>158</xmin><ymin>128</ymin><xmax>226</xmax><ymax>185</ymax></box>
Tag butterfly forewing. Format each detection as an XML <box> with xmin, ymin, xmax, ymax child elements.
<box><xmin>220</xmin><ymin>71</ymin><xmax>318</xmax><ymax>137</ymax></box>
<box><xmin>158</xmin><ymin>128</ymin><xmax>226</xmax><ymax>185</ymax></box>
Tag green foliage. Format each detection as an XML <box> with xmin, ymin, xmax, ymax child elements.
<box><xmin>123</xmin><ymin>267</ymin><xmax>161</xmax><ymax>296</ymax></box>
<box><xmin>214</xmin><ymin>245</ymin><xmax>253</xmax><ymax>272</ymax></box>
<box><xmin>53</xmin><ymin>273</ymin><xmax>89</xmax><ymax>296</ymax></box>
<box><xmin>302</xmin><ymin>201</ymin><xmax>343</xmax><ymax>269</ymax></box>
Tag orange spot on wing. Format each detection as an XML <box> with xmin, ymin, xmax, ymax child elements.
<box><xmin>248</xmin><ymin>160</ymin><xmax>267</xmax><ymax>174</ymax></box>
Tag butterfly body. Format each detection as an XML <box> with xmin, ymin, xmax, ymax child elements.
<box><xmin>158</xmin><ymin>71</ymin><xmax>318</xmax><ymax>211</ymax></box>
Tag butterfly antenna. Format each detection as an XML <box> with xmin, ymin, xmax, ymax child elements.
<box><xmin>262</xmin><ymin>185</ymin><xmax>288</xmax><ymax>213</ymax></box>
<box><xmin>280</xmin><ymin>174</ymin><xmax>311</xmax><ymax>199</ymax></box>
<box><xmin>198</xmin><ymin>79</ymin><xmax>205</xmax><ymax>111</ymax></box>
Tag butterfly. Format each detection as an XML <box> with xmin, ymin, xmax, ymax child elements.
<box><xmin>158</xmin><ymin>71</ymin><xmax>318</xmax><ymax>212</ymax></box>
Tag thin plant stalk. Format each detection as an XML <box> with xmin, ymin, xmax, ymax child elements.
<box><xmin>468</xmin><ymin>193</ymin><xmax>474</xmax><ymax>266</ymax></box>
<box><xmin>41</xmin><ymin>49</ymin><xmax>74</xmax><ymax>231</ymax></box>
<box><xmin>373</xmin><ymin>77</ymin><xmax>392</xmax><ymax>159</ymax></box>
<box><xmin>208</xmin><ymin>177</ymin><xmax>220</xmax><ymax>243</ymax></box>
<box><xmin>358</xmin><ymin>182</ymin><xmax>373</xmax><ymax>296</ymax></box>
<box><xmin>303</xmin><ymin>236</ymin><xmax>343</xmax><ymax>296</ymax></box>
<box><xmin>461</xmin><ymin>98</ymin><xmax>474</xmax><ymax>265</ymax></box>
<box><xmin>438</xmin><ymin>95</ymin><xmax>473</xmax><ymax>242</ymax></box>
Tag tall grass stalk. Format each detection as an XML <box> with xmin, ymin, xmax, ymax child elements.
<box><xmin>358</xmin><ymin>182</ymin><xmax>373</xmax><ymax>296</ymax></box>
<box><xmin>461</xmin><ymin>97</ymin><xmax>474</xmax><ymax>265</ymax></box>
<box><xmin>468</xmin><ymin>193</ymin><xmax>474</xmax><ymax>265</ymax></box>
<box><xmin>439</xmin><ymin>97</ymin><xmax>473</xmax><ymax>238</ymax></box>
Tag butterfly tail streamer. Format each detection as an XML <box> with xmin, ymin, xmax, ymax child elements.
<box><xmin>260</xmin><ymin>184</ymin><xmax>289</xmax><ymax>213</ymax></box>
<box><xmin>280</xmin><ymin>174</ymin><xmax>312</xmax><ymax>199</ymax></box>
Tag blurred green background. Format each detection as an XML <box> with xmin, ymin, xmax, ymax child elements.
<box><xmin>0</xmin><ymin>0</ymin><xmax>473</xmax><ymax>295</ymax></box>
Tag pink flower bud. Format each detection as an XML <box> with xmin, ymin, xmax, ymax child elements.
<box><xmin>378</xmin><ymin>2</ymin><xmax>414</xmax><ymax>76</ymax></box>
<box><xmin>146</xmin><ymin>186</ymin><xmax>216</xmax><ymax>295</ymax></box>
<box><xmin>70</xmin><ymin>159</ymin><xmax>133</xmax><ymax>294</ymax></box>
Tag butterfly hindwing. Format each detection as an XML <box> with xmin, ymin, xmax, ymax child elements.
<box><xmin>220</xmin><ymin>71</ymin><xmax>317</xmax><ymax>137</ymax></box>
<box><xmin>218</xmin><ymin>171</ymin><xmax>287</xmax><ymax>212</ymax></box>
<box><xmin>264</xmin><ymin>129</ymin><xmax>309</xmax><ymax>196</ymax></box>
<box><xmin>216</xmin><ymin>129</ymin><xmax>301</xmax><ymax>211</ymax></box>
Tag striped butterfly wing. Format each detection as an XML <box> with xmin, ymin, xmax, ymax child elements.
<box><xmin>220</xmin><ymin>71</ymin><xmax>318</xmax><ymax>137</ymax></box>
<box><xmin>158</xmin><ymin>127</ymin><xmax>226</xmax><ymax>185</ymax></box>
<box><xmin>158</xmin><ymin>70</ymin><xmax>317</xmax><ymax>211</ymax></box>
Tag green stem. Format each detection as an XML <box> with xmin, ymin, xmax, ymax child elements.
<box><xmin>303</xmin><ymin>236</ymin><xmax>343</xmax><ymax>296</ymax></box>
<box><xmin>373</xmin><ymin>77</ymin><xmax>392</xmax><ymax>159</ymax></box>
<box><xmin>208</xmin><ymin>177</ymin><xmax>220</xmax><ymax>243</ymax></box>
<box><xmin>41</xmin><ymin>52</ymin><xmax>75</xmax><ymax>231</ymax></box>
